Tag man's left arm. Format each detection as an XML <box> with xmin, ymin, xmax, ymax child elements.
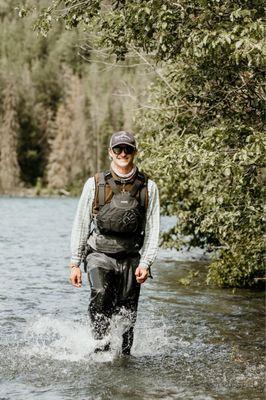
<box><xmin>135</xmin><ymin>180</ymin><xmax>160</xmax><ymax>284</ymax></box>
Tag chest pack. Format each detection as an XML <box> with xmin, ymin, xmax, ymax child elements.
<box><xmin>94</xmin><ymin>170</ymin><xmax>148</xmax><ymax>237</ymax></box>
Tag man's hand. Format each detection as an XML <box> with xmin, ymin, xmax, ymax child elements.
<box><xmin>135</xmin><ymin>266</ymin><xmax>148</xmax><ymax>284</ymax></box>
<box><xmin>69</xmin><ymin>266</ymin><xmax>82</xmax><ymax>288</ymax></box>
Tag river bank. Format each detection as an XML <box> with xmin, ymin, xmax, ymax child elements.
<box><xmin>0</xmin><ymin>187</ymin><xmax>74</xmax><ymax>198</ymax></box>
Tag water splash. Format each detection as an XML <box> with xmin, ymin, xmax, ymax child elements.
<box><xmin>21</xmin><ymin>313</ymin><xmax>172</xmax><ymax>363</ymax></box>
<box><xmin>23</xmin><ymin>316</ymin><xmax>94</xmax><ymax>362</ymax></box>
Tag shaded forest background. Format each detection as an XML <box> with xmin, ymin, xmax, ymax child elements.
<box><xmin>0</xmin><ymin>0</ymin><xmax>264</xmax><ymax>287</ymax></box>
<box><xmin>0</xmin><ymin>0</ymin><xmax>151</xmax><ymax>195</ymax></box>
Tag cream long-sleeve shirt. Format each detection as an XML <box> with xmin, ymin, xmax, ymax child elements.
<box><xmin>70</xmin><ymin>177</ymin><xmax>160</xmax><ymax>269</ymax></box>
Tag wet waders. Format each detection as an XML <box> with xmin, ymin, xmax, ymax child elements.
<box><xmin>85</xmin><ymin>169</ymin><xmax>148</xmax><ymax>355</ymax></box>
<box><xmin>86</xmin><ymin>251</ymin><xmax>141</xmax><ymax>355</ymax></box>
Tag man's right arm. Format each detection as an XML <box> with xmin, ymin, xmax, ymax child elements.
<box><xmin>70</xmin><ymin>177</ymin><xmax>95</xmax><ymax>267</ymax></box>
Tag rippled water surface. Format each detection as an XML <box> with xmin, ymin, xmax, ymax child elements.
<box><xmin>0</xmin><ymin>198</ymin><xmax>265</xmax><ymax>400</ymax></box>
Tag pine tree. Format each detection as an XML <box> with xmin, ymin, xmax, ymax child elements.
<box><xmin>47</xmin><ymin>68</ymin><xmax>90</xmax><ymax>190</ymax></box>
<box><xmin>0</xmin><ymin>81</ymin><xmax>22</xmax><ymax>193</ymax></box>
<box><xmin>46</xmin><ymin>102</ymin><xmax>72</xmax><ymax>189</ymax></box>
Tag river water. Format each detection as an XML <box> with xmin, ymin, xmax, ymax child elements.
<box><xmin>0</xmin><ymin>198</ymin><xmax>264</xmax><ymax>400</ymax></box>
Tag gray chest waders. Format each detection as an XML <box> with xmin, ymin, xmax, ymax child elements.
<box><xmin>86</xmin><ymin>251</ymin><xmax>141</xmax><ymax>355</ymax></box>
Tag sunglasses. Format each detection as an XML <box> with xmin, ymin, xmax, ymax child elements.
<box><xmin>112</xmin><ymin>145</ymin><xmax>135</xmax><ymax>155</ymax></box>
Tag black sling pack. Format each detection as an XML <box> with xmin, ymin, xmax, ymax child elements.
<box><xmin>95</xmin><ymin>170</ymin><xmax>148</xmax><ymax>236</ymax></box>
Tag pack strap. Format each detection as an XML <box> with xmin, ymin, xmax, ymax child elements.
<box><xmin>137</xmin><ymin>171</ymin><xmax>148</xmax><ymax>208</ymax></box>
<box><xmin>140</xmin><ymin>185</ymin><xmax>147</xmax><ymax>208</ymax></box>
<box><xmin>105</xmin><ymin>176</ymin><xmax>121</xmax><ymax>195</ymax></box>
<box><xmin>98</xmin><ymin>172</ymin><xmax>106</xmax><ymax>208</ymax></box>
<box><xmin>130</xmin><ymin>179</ymin><xmax>143</xmax><ymax>198</ymax></box>
<box><xmin>137</xmin><ymin>170</ymin><xmax>145</xmax><ymax>181</ymax></box>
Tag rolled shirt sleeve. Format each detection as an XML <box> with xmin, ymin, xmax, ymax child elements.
<box><xmin>70</xmin><ymin>177</ymin><xmax>95</xmax><ymax>266</ymax></box>
<box><xmin>139</xmin><ymin>179</ymin><xmax>160</xmax><ymax>269</ymax></box>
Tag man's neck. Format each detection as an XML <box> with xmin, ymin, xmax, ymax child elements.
<box><xmin>111</xmin><ymin>162</ymin><xmax>135</xmax><ymax>177</ymax></box>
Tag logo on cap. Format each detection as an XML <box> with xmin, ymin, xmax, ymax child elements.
<box><xmin>117</xmin><ymin>133</ymin><xmax>131</xmax><ymax>140</ymax></box>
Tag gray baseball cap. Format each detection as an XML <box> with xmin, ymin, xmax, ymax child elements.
<box><xmin>109</xmin><ymin>131</ymin><xmax>136</xmax><ymax>148</ymax></box>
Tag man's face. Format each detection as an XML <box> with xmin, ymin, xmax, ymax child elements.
<box><xmin>109</xmin><ymin>144</ymin><xmax>137</xmax><ymax>169</ymax></box>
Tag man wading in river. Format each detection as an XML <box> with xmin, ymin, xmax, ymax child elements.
<box><xmin>69</xmin><ymin>131</ymin><xmax>160</xmax><ymax>355</ymax></box>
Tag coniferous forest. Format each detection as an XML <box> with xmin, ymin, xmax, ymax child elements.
<box><xmin>0</xmin><ymin>0</ymin><xmax>151</xmax><ymax>194</ymax></box>
<box><xmin>0</xmin><ymin>0</ymin><xmax>264</xmax><ymax>287</ymax></box>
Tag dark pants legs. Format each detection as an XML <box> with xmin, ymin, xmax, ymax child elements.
<box><xmin>86</xmin><ymin>252</ymin><xmax>140</xmax><ymax>354</ymax></box>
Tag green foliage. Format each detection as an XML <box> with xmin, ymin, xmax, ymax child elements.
<box><xmin>35</xmin><ymin>177</ymin><xmax>43</xmax><ymax>196</ymax></box>
<box><xmin>138</xmin><ymin>121</ymin><xmax>264</xmax><ymax>287</ymax></box>
<box><xmin>132</xmin><ymin>2</ymin><xmax>264</xmax><ymax>287</ymax></box>
<box><xmin>178</xmin><ymin>270</ymin><xmax>199</xmax><ymax>286</ymax></box>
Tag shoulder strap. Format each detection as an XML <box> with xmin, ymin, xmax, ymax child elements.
<box><xmin>139</xmin><ymin>170</ymin><xmax>148</xmax><ymax>209</ymax></box>
<box><xmin>98</xmin><ymin>172</ymin><xmax>106</xmax><ymax>208</ymax></box>
<box><xmin>137</xmin><ymin>170</ymin><xmax>146</xmax><ymax>181</ymax></box>
<box><xmin>140</xmin><ymin>183</ymin><xmax>148</xmax><ymax>208</ymax></box>
<box><xmin>98</xmin><ymin>171</ymin><xmax>121</xmax><ymax>208</ymax></box>
<box><xmin>130</xmin><ymin>170</ymin><xmax>148</xmax><ymax>209</ymax></box>
<box><xmin>105</xmin><ymin>173</ymin><xmax>121</xmax><ymax>195</ymax></box>
<box><xmin>130</xmin><ymin>179</ymin><xmax>143</xmax><ymax>198</ymax></box>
